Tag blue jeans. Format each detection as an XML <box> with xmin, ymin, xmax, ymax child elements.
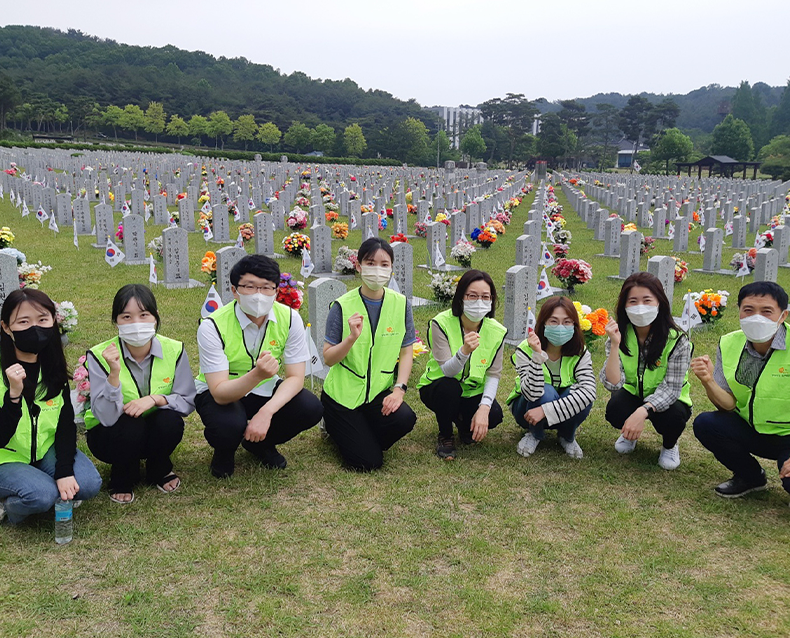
<box><xmin>510</xmin><ymin>384</ymin><xmax>591</xmax><ymax>443</ymax></box>
<box><xmin>0</xmin><ymin>447</ymin><xmax>102</xmax><ymax>525</ymax></box>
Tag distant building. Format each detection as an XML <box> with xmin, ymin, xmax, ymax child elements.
<box><xmin>428</xmin><ymin>105</ymin><xmax>483</xmax><ymax>148</ymax></box>
<box><xmin>617</xmin><ymin>138</ymin><xmax>650</xmax><ymax>168</ymax></box>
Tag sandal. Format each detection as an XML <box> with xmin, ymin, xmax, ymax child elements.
<box><xmin>109</xmin><ymin>490</ymin><xmax>135</xmax><ymax>504</ymax></box>
<box><xmin>156</xmin><ymin>473</ymin><xmax>181</xmax><ymax>494</ymax></box>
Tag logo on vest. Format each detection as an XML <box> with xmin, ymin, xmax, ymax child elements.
<box><xmin>480</xmin><ymin>358</ymin><xmax>487</xmax><ymax>364</ymax></box>
<box><xmin>163</xmin><ymin>377</ymin><xmax>171</xmax><ymax>383</ymax></box>
<box><xmin>269</xmin><ymin>339</ymin><xmax>277</xmax><ymax>346</ymax></box>
<box><xmin>46</xmin><ymin>399</ymin><xmax>55</xmax><ymax>407</ymax></box>
<box><xmin>773</xmin><ymin>366</ymin><xmax>790</xmax><ymax>378</ymax></box>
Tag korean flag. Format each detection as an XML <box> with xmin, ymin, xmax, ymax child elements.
<box><xmin>536</xmin><ymin>268</ymin><xmax>552</xmax><ymax>301</ymax></box>
<box><xmin>201</xmin><ymin>284</ymin><xmax>224</xmax><ymax>319</ymax></box>
<box><xmin>105</xmin><ymin>236</ymin><xmax>125</xmax><ymax>267</ymax></box>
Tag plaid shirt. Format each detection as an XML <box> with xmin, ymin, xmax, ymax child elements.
<box><xmin>600</xmin><ymin>333</ymin><xmax>692</xmax><ymax>412</ymax></box>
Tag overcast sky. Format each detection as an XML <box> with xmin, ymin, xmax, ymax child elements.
<box><xmin>3</xmin><ymin>0</ymin><xmax>788</xmax><ymax>107</ymax></box>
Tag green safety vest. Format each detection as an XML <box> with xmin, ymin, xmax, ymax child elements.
<box><xmin>0</xmin><ymin>371</ymin><xmax>64</xmax><ymax>466</ymax></box>
<box><xmin>506</xmin><ymin>341</ymin><xmax>586</xmax><ymax>405</ymax></box>
<box><xmin>620</xmin><ymin>325</ymin><xmax>692</xmax><ymax>407</ymax></box>
<box><xmin>720</xmin><ymin>324</ymin><xmax>790</xmax><ymax>435</ymax></box>
<box><xmin>195</xmin><ymin>300</ymin><xmax>291</xmax><ymax>387</ymax></box>
<box><xmin>418</xmin><ymin>309</ymin><xmax>507</xmax><ymax>397</ymax></box>
<box><xmin>84</xmin><ymin>335</ymin><xmax>184</xmax><ymax>430</ymax></box>
<box><xmin>323</xmin><ymin>288</ymin><xmax>407</xmax><ymax>409</ymax></box>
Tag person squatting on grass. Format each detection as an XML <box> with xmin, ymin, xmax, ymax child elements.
<box><xmin>0</xmin><ymin>289</ymin><xmax>101</xmax><ymax>524</ymax></box>
<box><xmin>85</xmin><ymin>285</ymin><xmax>196</xmax><ymax>504</ymax></box>
<box><xmin>601</xmin><ymin>272</ymin><xmax>693</xmax><ymax>471</ymax></box>
<box><xmin>691</xmin><ymin>281</ymin><xmax>790</xmax><ymax>500</ymax></box>
<box><xmin>321</xmin><ymin>238</ymin><xmax>417</xmax><ymax>471</ymax></box>
<box><xmin>195</xmin><ymin>255</ymin><xmax>323</xmax><ymax>478</ymax></box>
<box><xmin>418</xmin><ymin>270</ymin><xmax>507</xmax><ymax>461</ymax></box>
<box><xmin>507</xmin><ymin>297</ymin><xmax>596</xmax><ymax>460</ymax></box>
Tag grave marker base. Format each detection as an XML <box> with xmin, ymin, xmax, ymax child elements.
<box><xmin>691</xmin><ymin>268</ymin><xmax>736</xmax><ymax>276</ymax></box>
<box><xmin>163</xmin><ymin>278</ymin><xmax>205</xmax><ymax>289</ymax></box>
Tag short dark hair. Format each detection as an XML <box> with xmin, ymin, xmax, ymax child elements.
<box><xmin>534</xmin><ymin>296</ymin><xmax>585</xmax><ymax>357</ymax></box>
<box><xmin>0</xmin><ymin>288</ymin><xmax>69</xmax><ymax>400</ymax></box>
<box><xmin>737</xmin><ymin>281</ymin><xmax>788</xmax><ymax>310</ymax></box>
<box><xmin>230</xmin><ymin>254</ymin><xmax>280</xmax><ymax>287</ymax></box>
<box><xmin>358</xmin><ymin>237</ymin><xmax>394</xmax><ymax>263</ymax></box>
<box><xmin>451</xmin><ymin>270</ymin><xmax>497</xmax><ymax>318</ymax></box>
<box><xmin>111</xmin><ymin>284</ymin><xmax>161</xmax><ymax>330</ymax></box>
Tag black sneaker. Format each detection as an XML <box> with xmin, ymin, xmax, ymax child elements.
<box><xmin>258</xmin><ymin>445</ymin><xmax>288</xmax><ymax>470</ymax></box>
<box><xmin>714</xmin><ymin>471</ymin><xmax>767</xmax><ymax>498</ymax></box>
<box><xmin>210</xmin><ymin>450</ymin><xmax>235</xmax><ymax>479</ymax></box>
<box><xmin>458</xmin><ymin>429</ymin><xmax>474</xmax><ymax>446</ymax></box>
<box><xmin>436</xmin><ymin>435</ymin><xmax>456</xmax><ymax>460</ymax></box>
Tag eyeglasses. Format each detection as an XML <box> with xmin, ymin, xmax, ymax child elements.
<box><xmin>236</xmin><ymin>284</ymin><xmax>277</xmax><ymax>294</ymax></box>
<box><xmin>464</xmin><ymin>294</ymin><xmax>492</xmax><ymax>302</ymax></box>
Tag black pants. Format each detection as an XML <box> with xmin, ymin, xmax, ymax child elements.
<box><xmin>419</xmin><ymin>377</ymin><xmax>503</xmax><ymax>439</ymax></box>
<box><xmin>86</xmin><ymin>410</ymin><xmax>184</xmax><ymax>493</ymax></box>
<box><xmin>322</xmin><ymin>390</ymin><xmax>416</xmax><ymax>471</ymax></box>
<box><xmin>604</xmin><ymin>388</ymin><xmax>691</xmax><ymax>449</ymax></box>
<box><xmin>196</xmin><ymin>387</ymin><xmax>323</xmax><ymax>463</ymax></box>
<box><xmin>694</xmin><ymin>410</ymin><xmax>790</xmax><ymax>493</ymax></box>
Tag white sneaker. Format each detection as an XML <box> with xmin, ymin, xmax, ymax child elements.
<box><xmin>559</xmin><ymin>437</ymin><xmax>584</xmax><ymax>459</ymax></box>
<box><xmin>614</xmin><ymin>435</ymin><xmax>637</xmax><ymax>454</ymax></box>
<box><xmin>658</xmin><ymin>444</ymin><xmax>681</xmax><ymax>470</ymax></box>
<box><xmin>517</xmin><ymin>432</ymin><xmax>540</xmax><ymax>457</ymax></box>
<box><xmin>0</xmin><ymin>499</ymin><xmax>6</xmax><ymax>523</ymax></box>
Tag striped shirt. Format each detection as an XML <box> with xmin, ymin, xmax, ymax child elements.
<box><xmin>713</xmin><ymin>324</ymin><xmax>787</xmax><ymax>393</ymax></box>
<box><xmin>600</xmin><ymin>334</ymin><xmax>691</xmax><ymax>412</ymax></box>
<box><xmin>514</xmin><ymin>348</ymin><xmax>596</xmax><ymax>427</ymax></box>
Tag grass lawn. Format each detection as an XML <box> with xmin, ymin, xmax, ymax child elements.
<box><xmin>1</xmin><ymin>173</ymin><xmax>789</xmax><ymax>637</ymax></box>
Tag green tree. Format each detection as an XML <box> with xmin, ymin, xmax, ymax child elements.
<box><xmin>758</xmin><ymin>135</ymin><xmax>790</xmax><ymax>180</ymax></box>
<box><xmin>770</xmin><ymin>80</ymin><xmax>790</xmax><ymax>138</ymax></box>
<box><xmin>711</xmin><ymin>114</ymin><xmax>754</xmax><ymax>160</ymax></box>
<box><xmin>399</xmin><ymin>117</ymin><xmax>430</xmax><ymax>165</ymax></box>
<box><xmin>53</xmin><ymin>103</ymin><xmax>68</xmax><ymax>133</ymax></box>
<box><xmin>207</xmin><ymin>110</ymin><xmax>232</xmax><ymax>149</ymax></box>
<box><xmin>310</xmin><ymin>123</ymin><xmax>335</xmax><ymax>154</ymax></box>
<box><xmin>644</xmin><ymin>98</ymin><xmax>680</xmax><ymax>142</ymax></box>
<box><xmin>233</xmin><ymin>114</ymin><xmax>258</xmax><ymax>150</ymax></box>
<box><xmin>651</xmin><ymin>128</ymin><xmax>693</xmax><ymax>173</ymax></box>
<box><xmin>103</xmin><ymin>105</ymin><xmax>124</xmax><ymax>140</ymax></box>
<box><xmin>430</xmin><ymin>129</ymin><xmax>458</xmax><ymax>166</ymax></box>
<box><xmin>343</xmin><ymin>123</ymin><xmax>366</xmax><ymax>157</ymax></box>
<box><xmin>731</xmin><ymin>81</ymin><xmax>768</xmax><ymax>150</ymax></box>
<box><xmin>144</xmin><ymin>101</ymin><xmax>166</xmax><ymax>142</ymax></box>
<box><xmin>538</xmin><ymin>113</ymin><xmax>574</xmax><ymax>166</ymax></box>
<box><xmin>284</xmin><ymin>121</ymin><xmax>312</xmax><ymax>153</ymax></box>
<box><xmin>257</xmin><ymin>121</ymin><xmax>281</xmax><ymax>152</ymax></box>
<box><xmin>479</xmin><ymin>93</ymin><xmax>537</xmax><ymax>167</ymax></box>
<box><xmin>618</xmin><ymin>96</ymin><xmax>652</xmax><ymax>171</ymax></box>
<box><xmin>591</xmin><ymin>103</ymin><xmax>621</xmax><ymax>170</ymax></box>
<box><xmin>460</xmin><ymin>125</ymin><xmax>487</xmax><ymax>162</ymax></box>
<box><xmin>166</xmin><ymin>114</ymin><xmax>189</xmax><ymax>144</ymax></box>
<box><xmin>120</xmin><ymin>104</ymin><xmax>146</xmax><ymax>141</ymax></box>
<box><xmin>0</xmin><ymin>72</ymin><xmax>20</xmax><ymax>130</ymax></box>
<box><xmin>188</xmin><ymin>114</ymin><xmax>209</xmax><ymax>146</ymax></box>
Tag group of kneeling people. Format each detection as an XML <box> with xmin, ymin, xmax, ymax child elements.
<box><xmin>2</xmin><ymin>237</ymin><xmax>789</xmax><ymax>525</ymax></box>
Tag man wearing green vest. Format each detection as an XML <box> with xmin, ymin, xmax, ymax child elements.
<box><xmin>195</xmin><ymin>255</ymin><xmax>323</xmax><ymax>478</ymax></box>
<box><xmin>692</xmin><ymin>281</ymin><xmax>790</xmax><ymax>499</ymax></box>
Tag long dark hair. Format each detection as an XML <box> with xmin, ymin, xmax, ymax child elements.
<box><xmin>534</xmin><ymin>296</ymin><xmax>585</xmax><ymax>357</ymax></box>
<box><xmin>615</xmin><ymin>272</ymin><xmax>681</xmax><ymax>370</ymax></box>
<box><xmin>0</xmin><ymin>289</ymin><xmax>69</xmax><ymax>400</ymax></box>
<box><xmin>451</xmin><ymin>270</ymin><xmax>497</xmax><ymax>319</ymax></box>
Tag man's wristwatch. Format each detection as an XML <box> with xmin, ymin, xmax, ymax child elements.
<box><xmin>393</xmin><ymin>383</ymin><xmax>408</xmax><ymax>393</ymax></box>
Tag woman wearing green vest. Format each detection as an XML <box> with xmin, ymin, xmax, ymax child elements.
<box><xmin>507</xmin><ymin>297</ymin><xmax>596</xmax><ymax>459</ymax></box>
<box><xmin>418</xmin><ymin>270</ymin><xmax>507</xmax><ymax>460</ymax></box>
<box><xmin>692</xmin><ymin>281</ymin><xmax>790</xmax><ymax>499</ymax></box>
<box><xmin>0</xmin><ymin>289</ymin><xmax>101</xmax><ymax>524</ymax></box>
<box><xmin>85</xmin><ymin>285</ymin><xmax>196</xmax><ymax>504</ymax></box>
<box><xmin>601</xmin><ymin>272</ymin><xmax>692</xmax><ymax>470</ymax></box>
<box><xmin>322</xmin><ymin>238</ymin><xmax>417</xmax><ymax>470</ymax></box>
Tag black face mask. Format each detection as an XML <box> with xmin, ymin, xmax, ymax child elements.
<box><xmin>12</xmin><ymin>325</ymin><xmax>57</xmax><ymax>355</ymax></box>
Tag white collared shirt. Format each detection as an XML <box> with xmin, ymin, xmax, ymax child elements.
<box><xmin>196</xmin><ymin>303</ymin><xmax>309</xmax><ymax>398</ymax></box>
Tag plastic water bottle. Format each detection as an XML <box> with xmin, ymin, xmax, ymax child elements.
<box><xmin>54</xmin><ymin>499</ymin><xmax>73</xmax><ymax>544</ymax></box>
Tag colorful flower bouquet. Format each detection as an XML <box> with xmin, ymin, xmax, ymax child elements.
<box><xmin>641</xmin><ymin>236</ymin><xmax>656</xmax><ymax>255</ymax></box>
<box><xmin>554</xmin><ymin>228</ymin><xmax>572</xmax><ymax>245</ymax></box>
<box><xmin>378</xmin><ymin>214</ymin><xmax>388</xmax><ymax>230</ymax></box>
<box><xmin>18</xmin><ymin>262</ymin><xmax>52</xmax><ymax>290</ymax></box>
<box><xmin>685</xmin><ymin>289</ymin><xmax>729</xmax><ymax>324</ymax></box>
<box><xmin>574</xmin><ymin>302</ymin><xmax>608</xmax><ymax>346</ymax></box>
<box><xmin>553</xmin><ymin>244</ymin><xmax>570</xmax><ymax>259</ymax></box>
<box><xmin>429</xmin><ymin>272</ymin><xmax>461</xmax><ymax>303</ymax></box>
<box><xmin>147</xmin><ymin>236</ymin><xmax>164</xmax><ymax>261</ymax></box>
<box><xmin>295</xmin><ymin>196</ymin><xmax>310</xmax><ymax>207</ymax></box>
<box><xmin>471</xmin><ymin>227</ymin><xmax>497</xmax><ymax>248</ymax></box>
<box><xmin>238</xmin><ymin>223</ymin><xmax>254</xmax><ymax>243</ymax></box>
<box><xmin>73</xmin><ymin>355</ymin><xmax>90</xmax><ymax>413</ymax></box>
<box><xmin>434</xmin><ymin>212</ymin><xmax>450</xmax><ymax>226</ymax></box>
<box><xmin>415</xmin><ymin>222</ymin><xmax>428</xmax><ymax>238</ymax></box>
<box><xmin>332</xmin><ymin>222</ymin><xmax>349</xmax><ymax>240</ymax></box>
<box><xmin>757</xmin><ymin>231</ymin><xmax>774</xmax><ymax>248</ymax></box>
<box><xmin>286</xmin><ymin>207</ymin><xmax>308</xmax><ymax>230</ymax></box>
<box><xmin>493</xmin><ymin>210</ymin><xmax>512</xmax><ymax>225</ymax></box>
<box><xmin>488</xmin><ymin>220</ymin><xmax>506</xmax><ymax>235</ymax></box>
<box><xmin>283</xmin><ymin>232</ymin><xmax>310</xmax><ymax>257</ymax></box>
<box><xmin>334</xmin><ymin>246</ymin><xmax>358</xmax><ymax>275</ymax></box>
<box><xmin>201</xmin><ymin>251</ymin><xmax>217</xmax><ymax>284</ymax></box>
<box><xmin>0</xmin><ymin>226</ymin><xmax>15</xmax><ymax>249</ymax></box>
<box><xmin>673</xmin><ymin>257</ymin><xmax>689</xmax><ymax>283</ymax></box>
<box><xmin>55</xmin><ymin>301</ymin><xmax>78</xmax><ymax>334</ymax></box>
<box><xmin>390</xmin><ymin>233</ymin><xmax>409</xmax><ymax>244</ymax></box>
<box><xmin>277</xmin><ymin>272</ymin><xmax>304</xmax><ymax>310</ymax></box>
<box><xmin>551</xmin><ymin>258</ymin><xmax>592</xmax><ymax>293</ymax></box>
<box><xmin>0</xmin><ymin>247</ymin><xmax>25</xmax><ymax>264</ymax></box>
<box><xmin>730</xmin><ymin>250</ymin><xmax>756</xmax><ymax>273</ymax></box>
<box><xmin>450</xmin><ymin>239</ymin><xmax>475</xmax><ymax>268</ymax></box>
<box><xmin>325</xmin><ymin>211</ymin><xmax>339</xmax><ymax>224</ymax></box>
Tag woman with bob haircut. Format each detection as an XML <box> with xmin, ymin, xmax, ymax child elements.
<box><xmin>418</xmin><ymin>269</ymin><xmax>507</xmax><ymax>460</ymax></box>
<box><xmin>601</xmin><ymin>272</ymin><xmax>692</xmax><ymax>470</ymax></box>
<box><xmin>507</xmin><ymin>296</ymin><xmax>596</xmax><ymax>459</ymax></box>
<box><xmin>0</xmin><ymin>289</ymin><xmax>101</xmax><ymax>524</ymax></box>
<box><xmin>85</xmin><ymin>284</ymin><xmax>196</xmax><ymax>503</ymax></box>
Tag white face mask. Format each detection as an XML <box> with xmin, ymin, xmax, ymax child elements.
<box><xmin>360</xmin><ymin>265</ymin><xmax>392</xmax><ymax>291</ymax></box>
<box><xmin>118</xmin><ymin>322</ymin><xmax>157</xmax><ymax>347</ymax></box>
<box><xmin>463</xmin><ymin>299</ymin><xmax>491</xmax><ymax>322</ymax></box>
<box><xmin>740</xmin><ymin>314</ymin><xmax>780</xmax><ymax>344</ymax></box>
<box><xmin>625</xmin><ymin>304</ymin><xmax>659</xmax><ymax>327</ymax></box>
<box><xmin>237</xmin><ymin>292</ymin><xmax>276</xmax><ymax>318</ymax></box>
